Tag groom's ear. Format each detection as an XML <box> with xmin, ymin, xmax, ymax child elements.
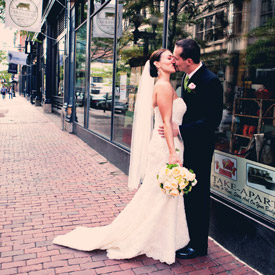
<box><xmin>186</xmin><ymin>58</ymin><xmax>193</xmax><ymax>65</ymax></box>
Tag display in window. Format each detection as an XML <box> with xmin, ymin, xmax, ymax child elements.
<box><xmin>247</xmin><ymin>164</ymin><xmax>275</xmax><ymax>195</ymax></box>
<box><xmin>211</xmin><ymin>151</ymin><xmax>275</xmax><ymax>221</ymax></box>
<box><xmin>229</xmin><ymin>96</ymin><xmax>275</xmax><ymax>166</ymax></box>
<box><xmin>214</xmin><ymin>153</ymin><xmax>237</xmax><ymax>181</ymax></box>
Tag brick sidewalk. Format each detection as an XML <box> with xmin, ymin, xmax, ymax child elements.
<box><xmin>0</xmin><ymin>96</ymin><xmax>260</xmax><ymax>275</ymax></box>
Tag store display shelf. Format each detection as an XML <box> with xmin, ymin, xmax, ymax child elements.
<box><xmin>234</xmin><ymin>114</ymin><xmax>258</xmax><ymax>118</ymax></box>
<box><xmin>230</xmin><ymin>98</ymin><xmax>275</xmax><ymax>153</ymax></box>
<box><xmin>233</xmin><ymin>134</ymin><xmax>252</xmax><ymax>139</ymax></box>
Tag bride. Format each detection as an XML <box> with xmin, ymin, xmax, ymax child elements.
<box><xmin>53</xmin><ymin>48</ymin><xmax>189</xmax><ymax>265</ymax></box>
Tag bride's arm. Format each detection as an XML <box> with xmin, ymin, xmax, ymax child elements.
<box><xmin>155</xmin><ymin>83</ymin><xmax>182</xmax><ymax>166</ymax></box>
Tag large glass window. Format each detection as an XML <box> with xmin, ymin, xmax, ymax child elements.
<box><xmin>195</xmin><ymin>12</ymin><xmax>225</xmax><ymax>42</ymax></box>
<box><xmin>167</xmin><ymin>1</ymin><xmax>275</xmax><ymax>221</ymax></box>
<box><xmin>260</xmin><ymin>0</ymin><xmax>275</xmax><ymax>26</ymax></box>
<box><xmin>55</xmin><ymin>37</ymin><xmax>65</xmax><ymax>97</ymax></box>
<box><xmin>74</xmin><ymin>23</ymin><xmax>87</xmax><ymax>127</ymax></box>
<box><xmin>76</xmin><ymin>0</ymin><xmax>88</xmax><ymax>28</ymax></box>
<box><xmin>41</xmin><ymin>37</ymin><xmax>47</xmax><ymax>97</ymax></box>
<box><xmin>88</xmin><ymin>3</ymin><xmax>115</xmax><ymax>138</ymax></box>
<box><xmin>233</xmin><ymin>4</ymin><xmax>243</xmax><ymax>34</ymax></box>
<box><xmin>113</xmin><ymin>1</ymin><xmax>163</xmax><ymax>148</ymax></box>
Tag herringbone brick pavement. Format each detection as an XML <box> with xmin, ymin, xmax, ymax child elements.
<box><xmin>0</xmin><ymin>96</ymin><xmax>260</xmax><ymax>274</ymax></box>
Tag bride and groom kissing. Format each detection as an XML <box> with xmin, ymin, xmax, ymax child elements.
<box><xmin>53</xmin><ymin>39</ymin><xmax>223</xmax><ymax>264</ymax></box>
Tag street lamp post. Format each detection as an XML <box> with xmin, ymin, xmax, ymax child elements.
<box><xmin>25</xmin><ymin>40</ymin><xmax>32</xmax><ymax>101</ymax></box>
<box><xmin>132</xmin><ymin>14</ymin><xmax>158</xmax><ymax>56</ymax></box>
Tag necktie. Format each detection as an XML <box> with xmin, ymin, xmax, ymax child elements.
<box><xmin>184</xmin><ymin>75</ymin><xmax>189</xmax><ymax>90</ymax></box>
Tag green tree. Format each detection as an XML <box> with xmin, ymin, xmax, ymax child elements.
<box><xmin>0</xmin><ymin>70</ymin><xmax>12</xmax><ymax>85</ymax></box>
<box><xmin>246</xmin><ymin>18</ymin><xmax>275</xmax><ymax>69</ymax></box>
<box><xmin>0</xmin><ymin>50</ymin><xmax>7</xmax><ymax>64</ymax></box>
<box><xmin>0</xmin><ymin>0</ymin><xmax>5</xmax><ymax>23</ymax></box>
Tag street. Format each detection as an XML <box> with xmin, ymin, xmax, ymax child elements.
<box><xmin>0</xmin><ymin>96</ymin><xmax>260</xmax><ymax>274</ymax></box>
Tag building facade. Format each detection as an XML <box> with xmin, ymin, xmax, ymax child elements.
<box><xmin>23</xmin><ymin>0</ymin><xmax>274</xmax><ymax>273</ymax></box>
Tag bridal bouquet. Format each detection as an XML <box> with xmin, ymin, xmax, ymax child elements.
<box><xmin>157</xmin><ymin>164</ymin><xmax>197</xmax><ymax>197</ymax></box>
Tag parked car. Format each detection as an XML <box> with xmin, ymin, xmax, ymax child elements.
<box><xmin>90</xmin><ymin>94</ymin><xmax>107</xmax><ymax>109</ymax></box>
<box><xmin>97</xmin><ymin>97</ymin><xmax>128</xmax><ymax>114</ymax></box>
<box><xmin>114</xmin><ymin>101</ymin><xmax>128</xmax><ymax>114</ymax></box>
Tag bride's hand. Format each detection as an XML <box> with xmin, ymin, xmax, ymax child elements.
<box><xmin>168</xmin><ymin>153</ymin><xmax>182</xmax><ymax>166</ymax></box>
<box><xmin>158</xmin><ymin>123</ymin><xmax>179</xmax><ymax>138</ymax></box>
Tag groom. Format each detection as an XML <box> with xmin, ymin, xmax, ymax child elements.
<box><xmin>173</xmin><ymin>39</ymin><xmax>223</xmax><ymax>258</ymax></box>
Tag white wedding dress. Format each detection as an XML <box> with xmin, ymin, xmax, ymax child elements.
<box><xmin>53</xmin><ymin>98</ymin><xmax>189</xmax><ymax>264</ymax></box>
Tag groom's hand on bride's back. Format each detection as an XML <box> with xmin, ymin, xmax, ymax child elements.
<box><xmin>158</xmin><ymin>123</ymin><xmax>179</xmax><ymax>138</ymax></box>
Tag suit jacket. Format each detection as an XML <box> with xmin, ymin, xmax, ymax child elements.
<box><xmin>179</xmin><ymin>64</ymin><xmax>223</xmax><ymax>169</ymax></box>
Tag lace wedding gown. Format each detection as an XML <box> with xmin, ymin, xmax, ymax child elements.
<box><xmin>53</xmin><ymin>98</ymin><xmax>189</xmax><ymax>264</ymax></box>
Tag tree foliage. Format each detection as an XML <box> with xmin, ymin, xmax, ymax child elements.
<box><xmin>0</xmin><ymin>49</ymin><xmax>7</xmax><ymax>64</ymax></box>
<box><xmin>246</xmin><ymin>18</ymin><xmax>275</xmax><ymax>69</ymax></box>
<box><xmin>0</xmin><ymin>0</ymin><xmax>5</xmax><ymax>23</ymax></box>
<box><xmin>0</xmin><ymin>70</ymin><xmax>12</xmax><ymax>85</ymax></box>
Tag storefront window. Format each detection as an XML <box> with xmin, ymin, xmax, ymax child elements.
<box><xmin>55</xmin><ymin>37</ymin><xmax>65</xmax><ymax>97</ymax></box>
<box><xmin>76</xmin><ymin>0</ymin><xmax>88</xmax><ymax>28</ymax></box>
<box><xmin>88</xmin><ymin>2</ymin><xmax>115</xmax><ymax>138</ymax></box>
<box><xmin>167</xmin><ymin>1</ymin><xmax>275</xmax><ymax>222</ymax></box>
<box><xmin>41</xmin><ymin>38</ymin><xmax>47</xmax><ymax>96</ymax></box>
<box><xmin>113</xmin><ymin>1</ymin><xmax>163</xmax><ymax>148</ymax></box>
<box><xmin>260</xmin><ymin>0</ymin><xmax>274</xmax><ymax>26</ymax></box>
<box><xmin>210</xmin><ymin>7</ymin><xmax>275</xmax><ymax>221</ymax></box>
<box><xmin>74</xmin><ymin>23</ymin><xmax>87</xmax><ymax>127</ymax></box>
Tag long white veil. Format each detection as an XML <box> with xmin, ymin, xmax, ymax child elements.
<box><xmin>128</xmin><ymin>60</ymin><xmax>155</xmax><ymax>190</ymax></box>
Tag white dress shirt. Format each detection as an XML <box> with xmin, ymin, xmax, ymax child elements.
<box><xmin>187</xmin><ymin>62</ymin><xmax>203</xmax><ymax>79</ymax></box>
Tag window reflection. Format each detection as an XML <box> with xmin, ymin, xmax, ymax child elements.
<box><xmin>76</xmin><ymin>0</ymin><xmax>88</xmax><ymax>29</ymax></box>
<box><xmin>88</xmin><ymin>3</ymin><xmax>114</xmax><ymax>138</ymax></box>
<box><xmin>167</xmin><ymin>1</ymin><xmax>275</xmax><ymax>166</ymax></box>
<box><xmin>55</xmin><ymin>37</ymin><xmax>65</xmax><ymax>97</ymax></box>
<box><xmin>74</xmin><ymin>23</ymin><xmax>87</xmax><ymax>127</ymax></box>
<box><xmin>113</xmin><ymin>1</ymin><xmax>163</xmax><ymax>148</ymax></box>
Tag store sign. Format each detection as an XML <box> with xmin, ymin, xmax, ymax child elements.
<box><xmin>93</xmin><ymin>3</ymin><xmax>123</xmax><ymax>38</ymax></box>
<box><xmin>8</xmin><ymin>51</ymin><xmax>27</xmax><ymax>65</ymax></box>
<box><xmin>211</xmin><ymin>151</ymin><xmax>275</xmax><ymax>220</ymax></box>
<box><xmin>5</xmin><ymin>0</ymin><xmax>42</xmax><ymax>32</ymax></box>
<box><xmin>8</xmin><ymin>63</ymin><xmax>18</xmax><ymax>74</ymax></box>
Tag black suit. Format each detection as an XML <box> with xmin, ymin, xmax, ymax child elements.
<box><xmin>179</xmin><ymin>64</ymin><xmax>223</xmax><ymax>254</ymax></box>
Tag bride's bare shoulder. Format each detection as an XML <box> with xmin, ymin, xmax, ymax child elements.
<box><xmin>154</xmin><ymin>80</ymin><xmax>173</xmax><ymax>89</ymax></box>
<box><xmin>154</xmin><ymin>81</ymin><xmax>173</xmax><ymax>95</ymax></box>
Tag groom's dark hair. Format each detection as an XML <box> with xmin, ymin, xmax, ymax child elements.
<box><xmin>175</xmin><ymin>39</ymin><xmax>200</xmax><ymax>64</ymax></box>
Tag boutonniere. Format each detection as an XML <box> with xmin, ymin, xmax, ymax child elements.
<box><xmin>187</xmin><ymin>82</ymin><xmax>196</xmax><ymax>93</ymax></box>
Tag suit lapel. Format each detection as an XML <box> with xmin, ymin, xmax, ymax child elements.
<box><xmin>188</xmin><ymin>64</ymin><xmax>206</xmax><ymax>88</ymax></box>
<box><xmin>181</xmin><ymin>64</ymin><xmax>207</xmax><ymax>98</ymax></box>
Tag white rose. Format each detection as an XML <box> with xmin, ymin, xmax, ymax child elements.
<box><xmin>192</xmin><ymin>179</ymin><xmax>198</xmax><ymax>186</ymax></box>
<box><xmin>171</xmin><ymin>179</ymin><xmax>178</xmax><ymax>189</ymax></box>
<box><xmin>164</xmin><ymin>181</ymin><xmax>172</xmax><ymax>190</ymax></box>
<box><xmin>180</xmin><ymin>167</ymin><xmax>189</xmax><ymax>178</ymax></box>
<box><xmin>179</xmin><ymin>180</ymin><xmax>189</xmax><ymax>190</ymax></box>
<box><xmin>170</xmin><ymin>188</ymin><xmax>180</xmax><ymax>197</ymax></box>
<box><xmin>186</xmin><ymin>171</ymin><xmax>196</xmax><ymax>182</ymax></box>
<box><xmin>164</xmin><ymin>167</ymin><xmax>172</xmax><ymax>176</ymax></box>
<box><xmin>158</xmin><ymin>174</ymin><xmax>166</xmax><ymax>183</ymax></box>
<box><xmin>172</xmin><ymin>167</ymin><xmax>181</xmax><ymax>177</ymax></box>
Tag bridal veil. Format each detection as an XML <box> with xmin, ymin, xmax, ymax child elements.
<box><xmin>128</xmin><ymin>60</ymin><xmax>155</xmax><ymax>190</ymax></box>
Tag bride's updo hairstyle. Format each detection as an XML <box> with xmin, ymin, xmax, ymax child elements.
<box><xmin>149</xmin><ymin>48</ymin><xmax>167</xmax><ymax>77</ymax></box>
